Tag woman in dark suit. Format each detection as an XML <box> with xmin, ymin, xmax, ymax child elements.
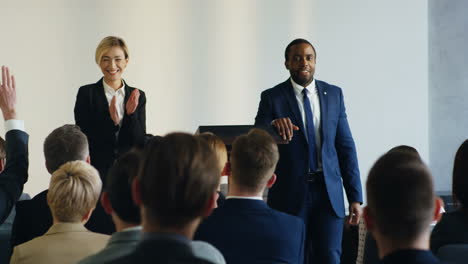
<box><xmin>431</xmin><ymin>139</ymin><xmax>468</xmax><ymax>253</ymax></box>
<box><xmin>74</xmin><ymin>36</ymin><xmax>146</xmax><ymax>181</ymax></box>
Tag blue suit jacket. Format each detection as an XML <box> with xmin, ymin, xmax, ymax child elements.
<box><xmin>195</xmin><ymin>198</ymin><xmax>305</xmax><ymax>264</ymax></box>
<box><xmin>255</xmin><ymin>79</ymin><xmax>362</xmax><ymax>217</ymax></box>
<box><xmin>0</xmin><ymin>130</ymin><xmax>28</xmax><ymax>225</ymax></box>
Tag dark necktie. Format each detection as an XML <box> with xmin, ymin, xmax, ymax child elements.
<box><xmin>302</xmin><ymin>88</ymin><xmax>318</xmax><ymax>172</ymax></box>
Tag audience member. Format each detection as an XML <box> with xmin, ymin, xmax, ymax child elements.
<box><xmin>195</xmin><ymin>128</ymin><xmax>305</xmax><ymax>264</ymax></box>
<box><xmin>387</xmin><ymin>145</ymin><xmax>422</xmax><ymax>160</ymax></box>
<box><xmin>78</xmin><ymin>151</ymin><xmax>142</xmax><ymax>264</ymax></box>
<box><xmin>364</xmin><ymin>151</ymin><xmax>443</xmax><ymax>264</ymax></box>
<box><xmin>431</xmin><ymin>139</ymin><xmax>468</xmax><ymax>253</ymax></box>
<box><xmin>10</xmin><ymin>161</ymin><xmax>109</xmax><ymax>264</ymax></box>
<box><xmin>109</xmin><ymin>133</ymin><xmax>221</xmax><ymax>264</ymax></box>
<box><xmin>198</xmin><ymin>132</ymin><xmax>228</xmax><ymax>207</ymax></box>
<box><xmin>0</xmin><ymin>65</ymin><xmax>29</xmax><ymax>225</ymax></box>
<box><xmin>11</xmin><ymin>125</ymin><xmax>115</xmax><ymax>248</ymax></box>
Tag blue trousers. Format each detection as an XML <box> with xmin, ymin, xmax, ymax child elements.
<box><xmin>297</xmin><ymin>180</ymin><xmax>344</xmax><ymax>264</ymax></box>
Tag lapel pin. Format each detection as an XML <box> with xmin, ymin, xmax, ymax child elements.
<box><xmin>324</xmin><ymin>91</ymin><xmax>327</xmax><ymax>95</ymax></box>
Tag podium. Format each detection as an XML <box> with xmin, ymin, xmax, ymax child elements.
<box><xmin>195</xmin><ymin>125</ymin><xmax>286</xmax><ymax>151</ymax></box>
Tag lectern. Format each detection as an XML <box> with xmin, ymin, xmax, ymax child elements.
<box><xmin>195</xmin><ymin>125</ymin><xmax>286</xmax><ymax>151</ymax></box>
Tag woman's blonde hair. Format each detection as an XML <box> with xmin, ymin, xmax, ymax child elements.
<box><xmin>47</xmin><ymin>160</ymin><xmax>102</xmax><ymax>222</ymax></box>
<box><xmin>198</xmin><ymin>132</ymin><xmax>227</xmax><ymax>175</ymax></box>
<box><xmin>95</xmin><ymin>36</ymin><xmax>129</xmax><ymax>64</ymax></box>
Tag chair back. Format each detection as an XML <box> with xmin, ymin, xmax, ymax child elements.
<box><xmin>437</xmin><ymin>244</ymin><xmax>468</xmax><ymax>264</ymax></box>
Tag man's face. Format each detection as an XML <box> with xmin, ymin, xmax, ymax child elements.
<box><xmin>285</xmin><ymin>43</ymin><xmax>316</xmax><ymax>87</ymax></box>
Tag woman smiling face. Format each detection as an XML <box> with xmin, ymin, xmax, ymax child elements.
<box><xmin>99</xmin><ymin>46</ymin><xmax>128</xmax><ymax>85</ymax></box>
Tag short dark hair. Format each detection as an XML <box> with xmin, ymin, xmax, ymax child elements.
<box><xmin>0</xmin><ymin>136</ymin><xmax>5</xmax><ymax>160</ymax></box>
<box><xmin>387</xmin><ymin>145</ymin><xmax>421</xmax><ymax>160</ymax></box>
<box><xmin>285</xmin><ymin>38</ymin><xmax>317</xmax><ymax>61</ymax></box>
<box><xmin>44</xmin><ymin>125</ymin><xmax>89</xmax><ymax>173</ymax></box>
<box><xmin>139</xmin><ymin>133</ymin><xmax>219</xmax><ymax>229</ymax></box>
<box><xmin>230</xmin><ymin>129</ymin><xmax>279</xmax><ymax>193</ymax></box>
<box><xmin>366</xmin><ymin>151</ymin><xmax>434</xmax><ymax>243</ymax></box>
<box><xmin>105</xmin><ymin>151</ymin><xmax>142</xmax><ymax>224</ymax></box>
<box><xmin>453</xmin><ymin>139</ymin><xmax>468</xmax><ymax>208</ymax></box>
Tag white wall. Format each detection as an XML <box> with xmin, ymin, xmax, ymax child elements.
<box><xmin>0</xmin><ymin>0</ymin><xmax>428</xmax><ymax>199</ymax></box>
<box><xmin>429</xmin><ymin>0</ymin><xmax>468</xmax><ymax>192</ymax></box>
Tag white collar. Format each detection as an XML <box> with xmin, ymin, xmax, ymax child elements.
<box><xmin>103</xmin><ymin>79</ymin><xmax>126</xmax><ymax>96</ymax></box>
<box><xmin>290</xmin><ymin>77</ymin><xmax>316</xmax><ymax>97</ymax></box>
<box><xmin>225</xmin><ymin>196</ymin><xmax>263</xmax><ymax>201</ymax></box>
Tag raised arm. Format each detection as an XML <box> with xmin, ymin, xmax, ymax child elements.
<box><xmin>0</xmin><ymin>66</ymin><xmax>29</xmax><ymax>224</ymax></box>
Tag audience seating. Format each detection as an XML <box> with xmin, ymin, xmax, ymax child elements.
<box><xmin>436</xmin><ymin>244</ymin><xmax>468</xmax><ymax>264</ymax></box>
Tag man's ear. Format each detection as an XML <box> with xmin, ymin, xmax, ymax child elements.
<box><xmin>266</xmin><ymin>173</ymin><xmax>277</xmax><ymax>188</ymax></box>
<box><xmin>100</xmin><ymin>192</ymin><xmax>113</xmax><ymax>215</ymax></box>
<box><xmin>363</xmin><ymin>206</ymin><xmax>374</xmax><ymax>231</ymax></box>
<box><xmin>221</xmin><ymin>162</ymin><xmax>230</xmax><ymax>176</ymax></box>
<box><xmin>46</xmin><ymin>161</ymin><xmax>52</xmax><ymax>174</ymax></box>
<box><xmin>433</xmin><ymin>197</ymin><xmax>443</xmax><ymax>223</ymax></box>
<box><xmin>0</xmin><ymin>158</ymin><xmax>6</xmax><ymax>173</ymax></box>
<box><xmin>223</xmin><ymin>161</ymin><xmax>231</xmax><ymax>177</ymax></box>
<box><xmin>284</xmin><ymin>60</ymin><xmax>290</xmax><ymax>70</ymax></box>
<box><xmin>201</xmin><ymin>192</ymin><xmax>218</xmax><ymax>218</ymax></box>
<box><xmin>86</xmin><ymin>155</ymin><xmax>91</xmax><ymax>165</ymax></box>
<box><xmin>132</xmin><ymin>178</ymin><xmax>143</xmax><ymax>206</ymax></box>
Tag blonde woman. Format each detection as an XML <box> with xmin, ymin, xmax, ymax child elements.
<box><xmin>10</xmin><ymin>161</ymin><xmax>109</xmax><ymax>264</ymax></box>
<box><xmin>74</xmin><ymin>36</ymin><xmax>146</xmax><ymax>180</ymax></box>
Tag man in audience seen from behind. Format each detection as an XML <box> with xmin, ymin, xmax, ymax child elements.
<box><xmin>363</xmin><ymin>151</ymin><xmax>443</xmax><ymax>264</ymax></box>
<box><xmin>110</xmin><ymin>133</ymin><xmax>221</xmax><ymax>264</ymax></box>
<box><xmin>10</xmin><ymin>161</ymin><xmax>109</xmax><ymax>264</ymax></box>
<box><xmin>195</xmin><ymin>128</ymin><xmax>305</xmax><ymax>264</ymax></box>
<box><xmin>78</xmin><ymin>151</ymin><xmax>142</xmax><ymax>264</ymax></box>
<box><xmin>0</xmin><ymin>66</ymin><xmax>29</xmax><ymax>225</ymax></box>
<box><xmin>11</xmin><ymin>124</ymin><xmax>115</xmax><ymax>247</ymax></box>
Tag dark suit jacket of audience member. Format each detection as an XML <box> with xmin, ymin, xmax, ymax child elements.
<box><xmin>0</xmin><ymin>130</ymin><xmax>28</xmax><ymax>225</ymax></box>
<box><xmin>74</xmin><ymin>78</ymin><xmax>146</xmax><ymax>180</ymax></box>
<box><xmin>380</xmin><ymin>249</ymin><xmax>442</xmax><ymax>264</ymax></box>
<box><xmin>11</xmin><ymin>190</ymin><xmax>115</xmax><ymax>247</ymax></box>
<box><xmin>195</xmin><ymin>198</ymin><xmax>305</xmax><ymax>264</ymax></box>
<box><xmin>108</xmin><ymin>234</ymin><xmax>215</xmax><ymax>264</ymax></box>
<box><xmin>431</xmin><ymin>209</ymin><xmax>468</xmax><ymax>253</ymax></box>
<box><xmin>216</xmin><ymin>191</ymin><xmax>225</xmax><ymax>208</ymax></box>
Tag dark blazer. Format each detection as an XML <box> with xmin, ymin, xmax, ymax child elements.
<box><xmin>74</xmin><ymin>78</ymin><xmax>146</xmax><ymax>179</ymax></box>
<box><xmin>254</xmin><ymin>79</ymin><xmax>362</xmax><ymax>217</ymax></box>
<box><xmin>195</xmin><ymin>198</ymin><xmax>305</xmax><ymax>264</ymax></box>
<box><xmin>431</xmin><ymin>209</ymin><xmax>468</xmax><ymax>253</ymax></box>
<box><xmin>11</xmin><ymin>189</ymin><xmax>115</xmax><ymax>247</ymax></box>
<box><xmin>108</xmin><ymin>234</ymin><xmax>215</xmax><ymax>264</ymax></box>
<box><xmin>380</xmin><ymin>249</ymin><xmax>442</xmax><ymax>264</ymax></box>
<box><xmin>0</xmin><ymin>130</ymin><xmax>28</xmax><ymax>225</ymax></box>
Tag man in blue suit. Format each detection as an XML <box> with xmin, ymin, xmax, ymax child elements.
<box><xmin>255</xmin><ymin>39</ymin><xmax>362</xmax><ymax>264</ymax></box>
<box><xmin>195</xmin><ymin>128</ymin><xmax>305</xmax><ymax>264</ymax></box>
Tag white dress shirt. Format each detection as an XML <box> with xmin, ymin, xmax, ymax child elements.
<box><xmin>225</xmin><ymin>196</ymin><xmax>263</xmax><ymax>201</ymax></box>
<box><xmin>103</xmin><ymin>79</ymin><xmax>126</xmax><ymax>125</ymax></box>
<box><xmin>5</xmin><ymin>119</ymin><xmax>25</xmax><ymax>132</ymax></box>
<box><xmin>290</xmin><ymin>78</ymin><xmax>322</xmax><ymax>169</ymax></box>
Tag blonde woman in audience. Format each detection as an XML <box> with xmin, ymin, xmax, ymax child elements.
<box><xmin>10</xmin><ymin>161</ymin><xmax>109</xmax><ymax>264</ymax></box>
<box><xmin>198</xmin><ymin>132</ymin><xmax>228</xmax><ymax>207</ymax></box>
